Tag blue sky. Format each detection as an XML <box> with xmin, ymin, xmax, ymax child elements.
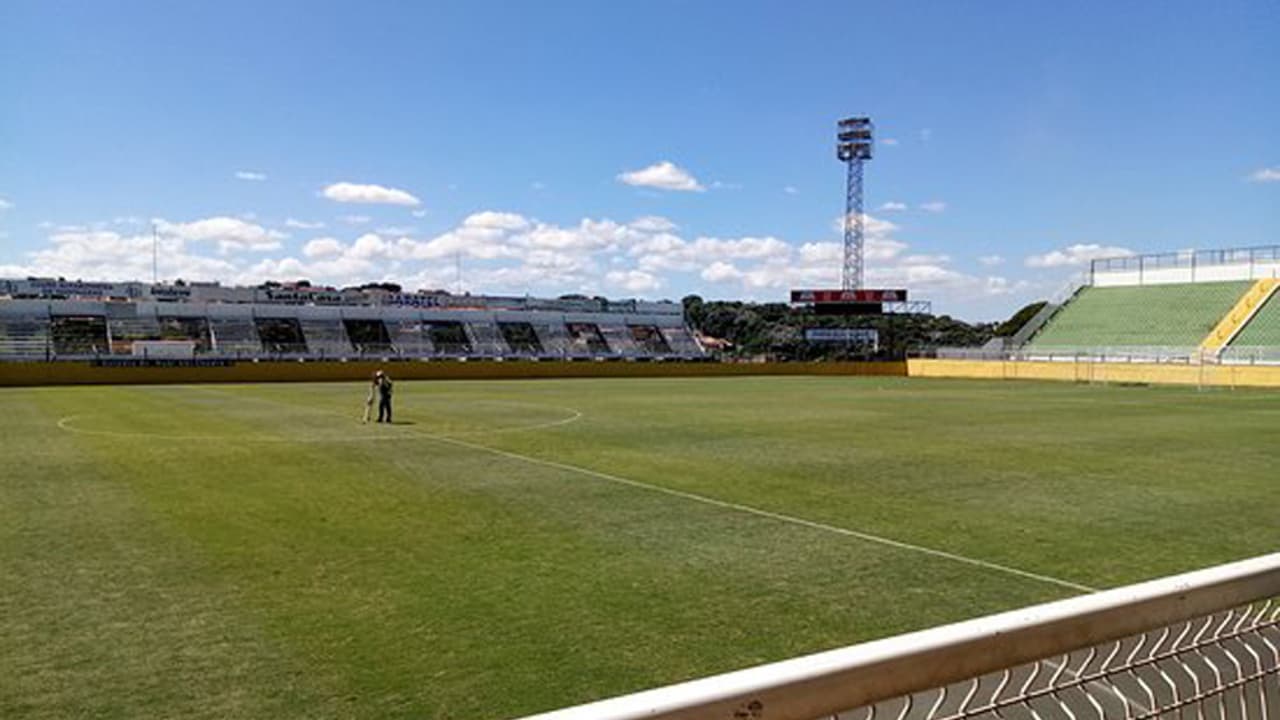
<box><xmin>1</xmin><ymin>1</ymin><xmax>1276</xmax><ymax>320</ymax></box>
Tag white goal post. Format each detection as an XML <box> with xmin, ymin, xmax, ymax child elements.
<box><xmin>518</xmin><ymin>553</ymin><xmax>1280</xmax><ymax>720</ymax></box>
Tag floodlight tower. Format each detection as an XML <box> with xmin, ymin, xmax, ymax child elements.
<box><xmin>836</xmin><ymin>117</ymin><xmax>874</xmax><ymax>290</ymax></box>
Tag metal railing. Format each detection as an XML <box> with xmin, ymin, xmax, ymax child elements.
<box><xmin>1008</xmin><ymin>272</ymin><xmax>1090</xmax><ymax>348</ymax></box>
<box><xmin>518</xmin><ymin>553</ymin><xmax>1280</xmax><ymax>720</ymax></box>
<box><xmin>932</xmin><ymin>346</ymin><xmax>1202</xmax><ymax>363</ymax></box>
<box><xmin>927</xmin><ymin>345</ymin><xmax>1280</xmax><ymax>367</ymax></box>
<box><xmin>1092</xmin><ymin>245</ymin><xmax>1280</xmax><ymax>276</ymax></box>
<box><xmin>1219</xmin><ymin>346</ymin><xmax>1280</xmax><ymax>366</ymax></box>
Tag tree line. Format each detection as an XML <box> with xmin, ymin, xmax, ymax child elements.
<box><xmin>682</xmin><ymin>295</ymin><xmax>1040</xmax><ymax>360</ymax></box>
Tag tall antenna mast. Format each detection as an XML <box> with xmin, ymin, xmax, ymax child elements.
<box><xmin>836</xmin><ymin>117</ymin><xmax>874</xmax><ymax>290</ymax></box>
<box><xmin>152</xmin><ymin>223</ymin><xmax>159</xmax><ymax>284</ymax></box>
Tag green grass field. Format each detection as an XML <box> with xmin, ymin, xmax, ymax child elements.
<box><xmin>3</xmin><ymin>376</ymin><xmax>1279</xmax><ymax>719</ymax></box>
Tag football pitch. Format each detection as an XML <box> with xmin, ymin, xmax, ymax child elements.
<box><xmin>3</xmin><ymin>376</ymin><xmax>1279</xmax><ymax>719</ymax></box>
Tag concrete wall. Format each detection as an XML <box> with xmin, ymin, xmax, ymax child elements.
<box><xmin>1094</xmin><ymin>261</ymin><xmax>1280</xmax><ymax>288</ymax></box>
<box><xmin>908</xmin><ymin>358</ymin><xmax>1280</xmax><ymax>388</ymax></box>
<box><xmin>0</xmin><ymin>359</ymin><xmax>908</xmax><ymax>387</ymax></box>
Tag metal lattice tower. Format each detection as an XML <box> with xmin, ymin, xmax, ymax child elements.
<box><xmin>837</xmin><ymin>117</ymin><xmax>874</xmax><ymax>290</ymax></box>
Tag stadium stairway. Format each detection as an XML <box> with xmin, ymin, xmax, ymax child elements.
<box><xmin>1198</xmin><ymin>277</ymin><xmax>1280</xmax><ymax>357</ymax></box>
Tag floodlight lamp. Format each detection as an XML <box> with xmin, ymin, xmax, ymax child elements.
<box><xmin>835</xmin><ymin>117</ymin><xmax>874</xmax><ymax>162</ymax></box>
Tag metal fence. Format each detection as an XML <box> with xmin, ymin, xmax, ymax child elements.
<box><xmin>1091</xmin><ymin>245</ymin><xmax>1280</xmax><ymax>281</ymax></box>
<box><xmin>518</xmin><ymin>553</ymin><xmax>1280</xmax><ymax>720</ymax></box>
<box><xmin>1218</xmin><ymin>346</ymin><xmax>1280</xmax><ymax>366</ymax></box>
<box><xmin>933</xmin><ymin>346</ymin><xmax>1203</xmax><ymax>363</ymax></box>
<box><xmin>1008</xmin><ymin>272</ymin><xmax>1090</xmax><ymax>348</ymax></box>
<box><xmin>928</xmin><ymin>346</ymin><xmax>1280</xmax><ymax>367</ymax></box>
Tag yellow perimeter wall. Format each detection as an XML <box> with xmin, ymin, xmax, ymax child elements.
<box><xmin>8</xmin><ymin>358</ymin><xmax>1278</xmax><ymax>388</ymax></box>
<box><xmin>0</xmin><ymin>359</ymin><xmax>907</xmax><ymax>387</ymax></box>
<box><xmin>908</xmin><ymin>358</ymin><xmax>1280</xmax><ymax>388</ymax></box>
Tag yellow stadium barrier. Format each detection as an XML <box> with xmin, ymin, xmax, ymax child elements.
<box><xmin>907</xmin><ymin>358</ymin><xmax>1280</xmax><ymax>388</ymax></box>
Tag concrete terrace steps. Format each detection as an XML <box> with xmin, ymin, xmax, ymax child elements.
<box><xmin>1025</xmin><ymin>281</ymin><xmax>1253</xmax><ymax>350</ymax></box>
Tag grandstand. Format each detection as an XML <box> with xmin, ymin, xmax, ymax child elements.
<box><xmin>1009</xmin><ymin>246</ymin><xmax>1280</xmax><ymax>364</ymax></box>
<box><xmin>0</xmin><ymin>277</ymin><xmax>706</xmax><ymax>361</ymax></box>
<box><xmin>1024</xmin><ymin>281</ymin><xmax>1251</xmax><ymax>350</ymax></box>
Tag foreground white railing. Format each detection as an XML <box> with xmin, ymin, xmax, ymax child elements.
<box><xmin>518</xmin><ymin>553</ymin><xmax>1280</xmax><ymax>720</ymax></box>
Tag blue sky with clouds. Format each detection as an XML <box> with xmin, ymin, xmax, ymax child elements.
<box><xmin>1</xmin><ymin>1</ymin><xmax>1276</xmax><ymax>319</ymax></box>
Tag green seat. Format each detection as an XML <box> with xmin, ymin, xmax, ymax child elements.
<box><xmin>1231</xmin><ymin>291</ymin><xmax>1280</xmax><ymax>347</ymax></box>
<box><xmin>1027</xmin><ymin>281</ymin><xmax>1252</xmax><ymax>349</ymax></box>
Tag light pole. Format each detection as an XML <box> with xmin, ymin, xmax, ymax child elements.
<box><xmin>836</xmin><ymin>116</ymin><xmax>874</xmax><ymax>290</ymax></box>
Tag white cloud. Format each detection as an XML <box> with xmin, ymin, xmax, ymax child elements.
<box><xmin>522</xmin><ymin>219</ymin><xmax>639</xmax><ymax>252</ymax></box>
<box><xmin>606</xmin><ymin>269</ymin><xmax>662</xmax><ymax>293</ymax></box>
<box><xmin>464</xmin><ymin>211</ymin><xmax>530</xmax><ymax>231</ymax></box>
<box><xmin>881</xmin><ymin>138</ymin><xmax>900</xmax><ymax>147</ymax></box>
<box><xmin>285</xmin><ymin>218</ymin><xmax>325</xmax><ymax>230</ymax></box>
<box><xmin>1248</xmin><ymin>167</ymin><xmax>1280</xmax><ymax>183</ymax></box>
<box><xmin>634</xmin><ymin>235</ymin><xmax>791</xmax><ymax>273</ymax></box>
<box><xmin>919</xmin><ymin>201</ymin><xmax>947</xmax><ymax>213</ymax></box>
<box><xmin>411</xmin><ymin>209</ymin><xmax>427</xmax><ymax>218</ymax></box>
<box><xmin>321</xmin><ymin>181</ymin><xmax>422</xmax><ymax>206</ymax></box>
<box><xmin>348</xmin><ymin>233</ymin><xmax>393</xmax><ymax>260</ymax></box>
<box><xmin>629</xmin><ymin>215</ymin><xmax>677</xmax><ymax>233</ymax></box>
<box><xmin>978</xmin><ymin>254</ymin><xmax>1005</xmax><ymax>267</ymax></box>
<box><xmin>7</xmin><ymin>227</ymin><xmax>238</xmax><ymax>283</ymax></box>
<box><xmin>830</xmin><ymin>213</ymin><xmax>900</xmax><ymax>238</ymax></box>
<box><xmin>682</xmin><ymin>217</ymin><xmax>1028</xmax><ymax>310</ymax></box>
<box><xmin>1025</xmin><ymin>243</ymin><xmax>1134</xmax><ymax>268</ymax></box>
<box><xmin>154</xmin><ymin>216</ymin><xmax>287</xmax><ymax>254</ymax></box>
<box><xmin>113</xmin><ymin>216</ymin><xmax>144</xmax><ymax>226</ymax></box>
<box><xmin>303</xmin><ymin>237</ymin><xmax>344</xmax><ymax>258</ymax></box>
<box><xmin>701</xmin><ymin>261</ymin><xmax>742</xmax><ymax>283</ymax></box>
<box><xmin>339</xmin><ymin>214</ymin><xmax>371</xmax><ymax>225</ymax></box>
<box><xmin>878</xmin><ymin>201</ymin><xmax>907</xmax><ymax>212</ymax></box>
<box><xmin>408</xmin><ymin>225</ymin><xmax>517</xmax><ymax>261</ymax></box>
<box><xmin>3</xmin><ymin>205</ymin><xmax>1039</xmax><ymax>316</ymax></box>
<box><xmin>0</xmin><ymin>197</ymin><xmax>12</xmax><ymax>211</ymax></box>
<box><xmin>616</xmin><ymin>161</ymin><xmax>705</xmax><ymax>192</ymax></box>
<box><xmin>234</xmin><ymin>170</ymin><xmax>267</xmax><ymax>182</ymax></box>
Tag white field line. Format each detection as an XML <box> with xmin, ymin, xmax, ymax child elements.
<box><xmin>55</xmin><ymin>400</ymin><xmax>583</xmax><ymax>443</ymax></box>
<box><xmin>201</xmin><ymin>387</ymin><xmax>1099</xmax><ymax>595</ymax></box>
<box><xmin>448</xmin><ymin>403</ymin><xmax>583</xmax><ymax>436</ymax></box>
<box><xmin>55</xmin><ymin>415</ymin><xmax>415</xmax><ymax>444</ymax></box>
<box><xmin>414</xmin><ymin>429</ymin><xmax>1098</xmax><ymax>594</ymax></box>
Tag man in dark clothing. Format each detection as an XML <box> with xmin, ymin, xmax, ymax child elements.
<box><xmin>376</xmin><ymin>370</ymin><xmax>394</xmax><ymax>423</ymax></box>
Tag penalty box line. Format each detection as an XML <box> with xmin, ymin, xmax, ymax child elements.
<box><xmin>203</xmin><ymin>386</ymin><xmax>1098</xmax><ymax>595</ymax></box>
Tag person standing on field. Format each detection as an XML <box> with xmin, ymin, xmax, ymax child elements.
<box><xmin>376</xmin><ymin>370</ymin><xmax>394</xmax><ymax>423</ymax></box>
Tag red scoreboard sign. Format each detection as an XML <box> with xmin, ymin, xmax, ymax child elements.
<box><xmin>790</xmin><ymin>288</ymin><xmax>908</xmax><ymax>304</ymax></box>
